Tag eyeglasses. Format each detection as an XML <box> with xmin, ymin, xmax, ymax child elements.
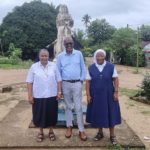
<box><xmin>65</xmin><ymin>42</ymin><xmax>73</xmax><ymax>45</ymax></box>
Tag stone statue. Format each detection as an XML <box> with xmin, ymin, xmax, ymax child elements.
<box><xmin>54</xmin><ymin>4</ymin><xmax>74</xmax><ymax>56</ymax></box>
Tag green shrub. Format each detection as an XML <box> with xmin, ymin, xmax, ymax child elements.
<box><xmin>0</xmin><ymin>43</ymin><xmax>23</xmax><ymax>65</ymax></box>
<box><xmin>141</xmin><ymin>73</ymin><xmax>150</xmax><ymax>100</ymax></box>
<box><xmin>0</xmin><ymin>59</ymin><xmax>33</xmax><ymax>69</ymax></box>
<box><xmin>20</xmin><ymin>60</ymin><xmax>33</xmax><ymax>68</ymax></box>
<box><xmin>82</xmin><ymin>47</ymin><xmax>93</xmax><ymax>57</ymax></box>
<box><xmin>0</xmin><ymin>57</ymin><xmax>21</xmax><ymax>65</ymax></box>
<box><xmin>125</xmin><ymin>45</ymin><xmax>145</xmax><ymax>67</ymax></box>
<box><xmin>10</xmin><ymin>58</ymin><xmax>21</xmax><ymax>65</ymax></box>
<box><xmin>0</xmin><ymin>57</ymin><xmax>12</xmax><ymax>64</ymax></box>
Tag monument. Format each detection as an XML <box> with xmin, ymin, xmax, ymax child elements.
<box><xmin>47</xmin><ymin>4</ymin><xmax>83</xmax><ymax>59</ymax></box>
<box><xmin>54</xmin><ymin>4</ymin><xmax>74</xmax><ymax>56</ymax></box>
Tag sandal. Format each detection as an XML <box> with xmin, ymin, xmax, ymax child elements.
<box><xmin>110</xmin><ymin>136</ymin><xmax>117</xmax><ymax>145</ymax></box>
<box><xmin>94</xmin><ymin>132</ymin><xmax>104</xmax><ymax>141</ymax></box>
<box><xmin>49</xmin><ymin>132</ymin><xmax>56</xmax><ymax>141</ymax></box>
<box><xmin>36</xmin><ymin>133</ymin><xmax>44</xmax><ymax>142</ymax></box>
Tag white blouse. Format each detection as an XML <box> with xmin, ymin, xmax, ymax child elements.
<box><xmin>86</xmin><ymin>61</ymin><xmax>118</xmax><ymax>80</ymax></box>
<box><xmin>26</xmin><ymin>61</ymin><xmax>61</xmax><ymax>98</ymax></box>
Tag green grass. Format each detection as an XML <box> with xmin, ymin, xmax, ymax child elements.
<box><xmin>119</xmin><ymin>88</ymin><xmax>139</xmax><ymax>97</ymax></box>
<box><xmin>132</xmin><ymin>67</ymin><xmax>142</xmax><ymax>74</ymax></box>
<box><xmin>0</xmin><ymin>61</ymin><xmax>33</xmax><ymax>69</ymax></box>
<box><xmin>128</xmin><ymin>102</ymin><xmax>135</xmax><ymax>107</ymax></box>
<box><xmin>107</xmin><ymin>144</ymin><xmax>123</xmax><ymax>150</ymax></box>
<box><xmin>107</xmin><ymin>144</ymin><xmax>146</xmax><ymax>150</ymax></box>
<box><xmin>141</xmin><ymin>110</ymin><xmax>150</xmax><ymax>115</ymax></box>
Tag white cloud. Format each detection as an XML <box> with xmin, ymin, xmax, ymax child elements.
<box><xmin>0</xmin><ymin>0</ymin><xmax>150</xmax><ymax>29</ymax></box>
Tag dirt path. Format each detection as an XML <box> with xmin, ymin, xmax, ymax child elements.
<box><xmin>0</xmin><ymin>69</ymin><xmax>27</xmax><ymax>86</ymax></box>
<box><xmin>0</xmin><ymin>65</ymin><xmax>146</xmax><ymax>88</ymax></box>
<box><xmin>116</xmin><ymin>65</ymin><xmax>146</xmax><ymax>89</ymax></box>
<box><xmin>114</xmin><ymin>65</ymin><xmax>150</xmax><ymax>149</ymax></box>
<box><xmin>120</xmin><ymin>95</ymin><xmax>150</xmax><ymax>149</ymax></box>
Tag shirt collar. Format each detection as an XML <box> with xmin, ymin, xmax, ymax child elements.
<box><xmin>95</xmin><ymin>60</ymin><xmax>106</xmax><ymax>68</ymax></box>
<box><xmin>64</xmin><ymin>48</ymin><xmax>75</xmax><ymax>55</ymax></box>
<box><xmin>39</xmin><ymin>61</ymin><xmax>50</xmax><ymax>67</ymax></box>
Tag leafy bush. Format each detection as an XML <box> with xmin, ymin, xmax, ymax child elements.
<box><xmin>0</xmin><ymin>59</ymin><xmax>33</xmax><ymax>69</ymax></box>
<box><xmin>0</xmin><ymin>57</ymin><xmax>13</xmax><ymax>64</ymax></box>
<box><xmin>82</xmin><ymin>47</ymin><xmax>93</xmax><ymax>57</ymax></box>
<box><xmin>141</xmin><ymin>73</ymin><xmax>150</xmax><ymax>100</ymax></box>
<box><xmin>125</xmin><ymin>45</ymin><xmax>145</xmax><ymax>67</ymax></box>
<box><xmin>0</xmin><ymin>43</ymin><xmax>23</xmax><ymax>65</ymax></box>
<box><xmin>0</xmin><ymin>57</ymin><xmax>21</xmax><ymax>65</ymax></box>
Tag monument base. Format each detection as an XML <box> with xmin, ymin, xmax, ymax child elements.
<box><xmin>0</xmin><ymin>100</ymin><xmax>145</xmax><ymax>149</ymax></box>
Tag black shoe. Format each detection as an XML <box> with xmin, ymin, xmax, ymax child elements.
<box><xmin>94</xmin><ymin>132</ymin><xmax>104</xmax><ymax>141</ymax></box>
<box><xmin>110</xmin><ymin>136</ymin><xmax>117</xmax><ymax>145</ymax></box>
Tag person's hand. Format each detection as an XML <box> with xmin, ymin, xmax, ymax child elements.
<box><xmin>87</xmin><ymin>95</ymin><xmax>92</xmax><ymax>104</ymax></box>
<box><xmin>28</xmin><ymin>95</ymin><xmax>34</xmax><ymax>104</ymax></box>
<box><xmin>114</xmin><ymin>91</ymin><xmax>119</xmax><ymax>101</ymax></box>
<box><xmin>80</xmin><ymin>80</ymin><xmax>83</xmax><ymax>84</ymax></box>
<box><xmin>57</xmin><ymin>92</ymin><xmax>62</xmax><ymax>100</ymax></box>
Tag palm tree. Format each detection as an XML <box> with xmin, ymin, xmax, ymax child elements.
<box><xmin>82</xmin><ymin>14</ymin><xmax>91</xmax><ymax>29</ymax></box>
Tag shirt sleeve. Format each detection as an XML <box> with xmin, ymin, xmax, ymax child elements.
<box><xmin>112</xmin><ymin>66</ymin><xmax>118</xmax><ymax>78</ymax></box>
<box><xmin>55</xmin><ymin>65</ymin><xmax>62</xmax><ymax>82</ymax></box>
<box><xmin>80</xmin><ymin>52</ymin><xmax>86</xmax><ymax>81</ymax></box>
<box><xmin>56</xmin><ymin>55</ymin><xmax>61</xmax><ymax>75</ymax></box>
<box><xmin>26</xmin><ymin>65</ymin><xmax>34</xmax><ymax>83</ymax></box>
<box><xmin>86</xmin><ymin>68</ymin><xmax>91</xmax><ymax>80</ymax></box>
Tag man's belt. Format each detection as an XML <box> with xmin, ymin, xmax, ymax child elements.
<box><xmin>63</xmin><ymin>79</ymin><xmax>80</xmax><ymax>83</ymax></box>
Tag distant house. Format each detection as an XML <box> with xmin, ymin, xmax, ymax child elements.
<box><xmin>141</xmin><ymin>41</ymin><xmax>150</xmax><ymax>49</ymax></box>
<box><xmin>142</xmin><ymin>41</ymin><xmax>150</xmax><ymax>68</ymax></box>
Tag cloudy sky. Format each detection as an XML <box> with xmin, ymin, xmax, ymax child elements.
<box><xmin>0</xmin><ymin>0</ymin><xmax>150</xmax><ymax>30</ymax></box>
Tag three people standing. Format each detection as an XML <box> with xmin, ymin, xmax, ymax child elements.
<box><xmin>26</xmin><ymin>37</ymin><xmax>121</xmax><ymax>144</ymax></box>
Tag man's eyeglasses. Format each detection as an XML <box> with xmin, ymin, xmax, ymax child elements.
<box><xmin>65</xmin><ymin>42</ymin><xmax>73</xmax><ymax>45</ymax></box>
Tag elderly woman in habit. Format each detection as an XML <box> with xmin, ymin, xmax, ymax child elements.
<box><xmin>86</xmin><ymin>49</ymin><xmax>121</xmax><ymax>145</ymax></box>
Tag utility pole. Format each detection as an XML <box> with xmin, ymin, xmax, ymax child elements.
<box><xmin>136</xmin><ymin>27</ymin><xmax>139</xmax><ymax>73</ymax></box>
<box><xmin>0</xmin><ymin>38</ymin><xmax>4</xmax><ymax>56</ymax></box>
<box><xmin>127</xmin><ymin>24</ymin><xmax>129</xmax><ymax>29</ymax></box>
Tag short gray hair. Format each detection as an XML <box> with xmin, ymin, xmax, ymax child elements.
<box><xmin>38</xmin><ymin>49</ymin><xmax>49</xmax><ymax>56</ymax></box>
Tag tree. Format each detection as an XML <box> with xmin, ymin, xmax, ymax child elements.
<box><xmin>128</xmin><ymin>45</ymin><xmax>145</xmax><ymax>67</ymax></box>
<box><xmin>0</xmin><ymin>30</ymin><xmax>8</xmax><ymax>56</ymax></box>
<box><xmin>111</xmin><ymin>28</ymin><xmax>144</xmax><ymax>65</ymax></box>
<box><xmin>82</xmin><ymin>14</ymin><xmax>91</xmax><ymax>28</ymax></box>
<box><xmin>73</xmin><ymin>29</ymin><xmax>85</xmax><ymax>43</ymax></box>
<box><xmin>73</xmin><ymin>29</ymin><xmax>90</xmax><ymax>47</ymax></box>
<box><xmin>141</xmin><ymin>73</ymin><xmax>150</xmax><ymax>100</ymax></box>
<box><xmin>140</xmin><ymin>25</ymin><xmax>150</xmax><ymax>41</ymax></box>
<box><xmin>0</xmin><ymin>1</ymin><xmax>58</xmax><ymax>60</ymax></box>
<box><xmin>6</xmin><ymin>43</ymin><xmax>22</xmax><ymax>65</ymax></box>
<box><xmin>8</xmin><ymin>43</ymin><xmax>22</xmax><ymax>59</ymax></box>
<box><xmin>87</xmin><ymin>19</ymin><xmax>116</xmax><ymax>45</ymax></box>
